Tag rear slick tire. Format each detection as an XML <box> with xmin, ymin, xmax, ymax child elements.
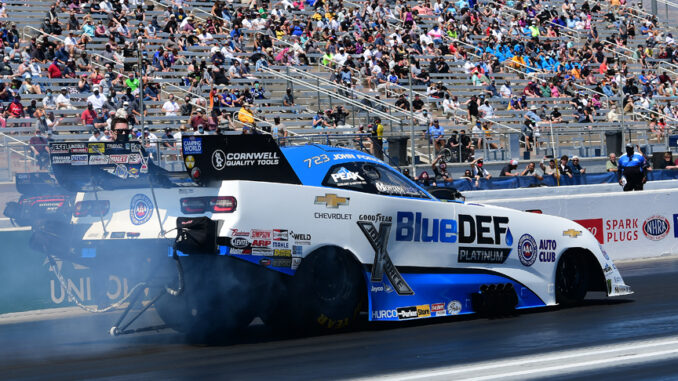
<box><xmin>289</xmin><ymin>247</ymin><xmax>366</xmax><ymax>334</ymax></box>
<box><xmin>155</xmin><ymin>256</ymin><xmax>256</xmax><ymax>342</ymax></box>
<box><xmin>555</xmin><ymin>252</ymin><xmax>589</xmax><ymax>306</ymax></box>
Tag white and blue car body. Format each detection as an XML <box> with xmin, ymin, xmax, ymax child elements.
<box><xmin>43</xmin><ymin>135</ymin><xmax>632</xmax><ymax>331</ymax></box>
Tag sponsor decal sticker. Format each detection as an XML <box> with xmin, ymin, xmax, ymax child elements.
<box><xmin>291</xmin><ymin>257</ymin><xmax>301</xmax><ymax>270</ymax></box>
<box><xmin>89</xmin><ymin>155</ymin><xmax>109</xmax><ymax>165</ymax></box>
<box><xmin>273</xmin><ymin>249</ymin><xmax>291</xmax><ymax>257</ymax></box>
<box><xmin>315</xmin><ymin>193</ymin><xmax>349</xmax><ymax>208</ymax></box>
<box><xmin>271</xmin><ymin>257</ymin><xmax>292</xmax><ymax>267</ymax></box>
<box><xmin>395</xmin><ymin>212</ymin><xmax>457</xmax><ymax>243</ymax></box>
<box><xmin>538</xmin><ymin>239</ymin><xmax>557</xmax><ymax>263</ymax></box>
<box><xmin>129</xmin><ymin>194</ymin><xmax>153</xmax><ymax>225</ymax></box>
<box><xmin>88</xmin><ymin>142</ymin><xmax>106</xmax><ymax>154</ymax></box>
<box><xmin>396</xmin><ymin>306</ymin><xmax>418</xmax><ymax>320</ymax></box>
<box><xmin>458</xmin><ymin>247</ymin><xmax>511</xmax><ymax>264</ymax></box>
<box><xmin>273</xmin><ymin>229</ymin><xmax>288</xmax><ymax>241</ymax></box>
<box><xmin>52</xmin><ymin>155</ymin><xmax>71</xmax><ymax>164</ymax></box>
<box><xmin>431</xmin><ymin>303</ymin><xmax>446</xmax><ymax>316</ymax></box>
<box><xmin>372</xmin><ymin>309</ymin><xmax>397</xmax><ymax>319</ymax></box>
<box><xmin>225</xmin><ymin>151</ymin><xmax>280</xmax><ymax>166</ymax></box>
<box><xmin>251</xmin><ymin>230</ymin><xmax>271</xmax><ymax>239</ymax></box>
<box><xmin>251</xmin><ymin>239</ymin><xmax>271</xmax><ymax>248</ymax></box>
<box><xmin>642</xmin><ymin>215</ymin><xmax>670</xmax><ymax>241</ymax></box>
<box><xmin>271</xmin><ymin>241</ymin><xmax>289</xmax><ymax>249</ymax></box>
<box><xmin>109</xmin><ymin>154</ymin><xmax>128</xmax><ymax>164</ymax></box>
<box><xmin>447</xmin><ymin>300</ymin><xmax>462</xmax><ymax>315</ymax></box>
<box><xmin>182</xmin><ymin>137</ymin><xmax>203</xmax><ymax>154</ymax></box>
<box><xmin>290</xmin><ymin>231</ymin><xmax>312</xmax><ymax>244</ymax></box>
<box><xmin>128</xmin><ymin>153</ymin><xmax>142</xmax><ymax>164</ymax></box>
<box><xmin>416</xmin><ymin>304</ymin><xmax>431</xmax><ymax>318</ymax></box>
<box><xmin>51</xmin><ymin>143</ymin><xmax>69</xmax><ymax>154</ymax></box>
<box><xmin>358</xmin><ymin>221</ymin><xmax>414</xmax><ymax>295</ymax></box>
<box><xmin>230</xmin><ymin>229</ymin><xmax>250</xmax><ymax>237</ymax></box>
<box><xmin>114</xmin><ymin>165</ymin><xmax>129</xmax><ymax>179</ymax></box>
<box><xmin>517</xmin><ymin>234</ymin><xmax>538</xmax><ymax>267</ymax></box>
<box><xmin>456</xmin><ymin>214</ymin><xmax>513</xmax><ymax>261</ymax></box>
<box><xmin>332</xmin><ymin>167</ymin><xmax>366</xmax><ymax>186</ymax></box>
<box><xmin>69</xmin><ymin>143</ymin><xmax>87</xmax><ymax>153</ymax></box>
<box><xmin>562</xmin><ymin>229</ymin><xmax>582</xmax><ymax>238</ymax></box>
<box><xmin>370</xmin><ymin>283</ymin><xmax>394</xmax><ymax>293</ymax></box>
<box><xmin>70</xmin><ymin>154</ymin><xmax>88</xmax><ymax>166</ymax></box>
<box><xmin>252</xmin><ymin>247</ymin><xmax>272</xmax><ymax>255</ymax></box>
<box><xmin>292</xmin><ymin>245</ymin><xmax>303</xmax><ymax>256</ymax></box>
<box><xmin>212</xmin><ymin>149</ymin><xmax>226</xmax><ymax>170</ymax></box>
<box><xmin>231</xmin><ymin>237</ymin><xmax>249</xmax><ymax>249</ymax></box>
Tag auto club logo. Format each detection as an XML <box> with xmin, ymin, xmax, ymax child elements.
<box><xmin>212</xmin><ymin>149</ymin><xmax>226</xmax><ymax>170</ymax></box>
<box><xmin>517</xmin><ymin>233</ymin><xmax>538</xmax><ymax>266</ymax></box>
<box><xmin>643</xmin><ymin>215</ymin><xmax>670</xmax><ymax>241</ymax></box>
<box><xmin>130</xmin><ymin>193</ymin><xmax>153</xmax><ymax>225</ymax></box>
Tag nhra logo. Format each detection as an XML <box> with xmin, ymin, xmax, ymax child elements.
<box><xmin>129</xmin><ymin>194</ymin><xmax>153</xmax><ymax>225</ymax></box>
<box><xmin>517</xmin><ymin>234</ymin><xmax>538</xmax><ymax>267</ymax></box>
<box><xmin>643</xmin><ymin>216</ymin><xmax>670</xmax><ymax>241</ymax></box>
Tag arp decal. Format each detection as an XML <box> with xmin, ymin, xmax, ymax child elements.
<box><xmin>643</xmin><ymin>216</ymin><xmax>670</xmax><ymax>241</ymax></box>
<box><xmin>517</xmin><ymin>234</ymin><xmax>538</xmax><ymax>267</ymax></box>
<box><xmin>357</xmin><ymin>221</ymin><xmax>414</xmax><ymax>296</ymax></box>
<box><xmin>129</xmin><ymin>194</ymin><xmax>153</xmax><ymax>226</ymax></box>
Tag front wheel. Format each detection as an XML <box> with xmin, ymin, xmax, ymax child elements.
<box><xmin>555</xmin><ymin>253</ymin><xmax>589</xmax><ymax>306</ymax></box>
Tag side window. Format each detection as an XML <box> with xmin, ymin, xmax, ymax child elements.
<box><xmin>322</xmin><ymin>162</ymin><xmax>429</xmax><ymax>199</ymax></box>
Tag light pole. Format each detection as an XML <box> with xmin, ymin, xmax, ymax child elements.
<box><xmin>137</xmin><ymin>37</ymin><xmax>144</xmax><ymax>131</ymax></box>
<box><xmin>409</xmin><ymin>67</ymin><xmax>416</xmax><ymax>175</ymax></box>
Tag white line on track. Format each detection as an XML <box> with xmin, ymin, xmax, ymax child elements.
<box><xmin>357</xmin><ymin>335</ymin><xmax>678</xmax><ymax>381</ymax></box>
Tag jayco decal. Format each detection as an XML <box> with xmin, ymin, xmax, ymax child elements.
<box><xmin>130</xmin><ymin>194</ymin><xmax>153</xmax><ymax>225</ymax></box>
<box><xmin>517</xmin><ymin>234</ymin><xmax>537</xmax><ymax>266</ymax></box>
<box><xmin>357</xmin><ymin>221</ymin><xmax>414</xmax><ymax>295</ymax></box>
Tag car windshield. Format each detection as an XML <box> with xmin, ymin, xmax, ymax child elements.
<box><xmin>322</xmin><ymin>162</ymin><xmax>430</xmax><ymax>199</ymax></box>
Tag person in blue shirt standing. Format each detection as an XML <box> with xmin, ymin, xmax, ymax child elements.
<box><xmin>427</xmin><ymin>120</ymin><xmax>445</xmax><ymax>153</ymax></box>
<box><xmin>618</xmin><ymin>143</ymin><xmax>646</xmax><ymax>191</ymax></box>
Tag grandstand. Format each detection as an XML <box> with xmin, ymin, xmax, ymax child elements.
<box><xmin>2</xmin><ymin>0</ymin><xmax>678</xmax><ymax>186</ymax></box>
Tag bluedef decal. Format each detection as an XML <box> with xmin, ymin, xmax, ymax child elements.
<box><xmin>457</xmin><ymin>215</ymin><xmax>512</xmax><ymax>264</ymax></box>
<box><xmin>358</xmin><ymin>221</ymin><xmax>414</xmax><ymax>295</ymax></box>
<box><xmin>395</xmin><ymin>212</ymin><xmax>457</xmax><ymax>243</ymax></box>
<box><xmin>517</xmin><ymin>234</ymin><xmax>538</xmax><ymax>266</ymax></box>
<box><xmin>129</xmin><ymin>194</ymin><xmax>153</xmax><ymax>225</ymax></box>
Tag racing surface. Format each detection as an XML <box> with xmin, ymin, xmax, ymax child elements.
<box><xmin>2</xmin><ymin>257</ymin><xmax>678</xmax><ymax>380</ymax></box>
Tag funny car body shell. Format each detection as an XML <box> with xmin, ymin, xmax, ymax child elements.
<box><xmin>54</xmin><ymin>135</ymin><xmax>632</xmax><ymax>323</ymax></box>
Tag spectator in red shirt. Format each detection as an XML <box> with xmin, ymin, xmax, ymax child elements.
<box><xmin>81</xmin><ymin>103</ymin><xmax>97</xmax><ymax>129</ymax></box>
<box><xmin>47</xmin><ymin>60</ymin><xmax>62</xmax><ymax>78</ymax></box>
<box><xmin>8</xmin><ymin>96</ymin><xmax>24</xmax><ymax>118</ymax></box>
<box><xmin>29</xmin><ymin>129</ymin><xmax>50</xmax><ymax>169</ymax></box>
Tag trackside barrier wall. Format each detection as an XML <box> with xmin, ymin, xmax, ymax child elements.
<box><xmin>446</xmin><ymin>169</ymin><xmax>678</xmax><ymax>191</ymax></box>
<box><xmin>0</xmin><ymin>228</ymin><xmax>137</xmax><ymax>315</ymax></box>
<box><xmin>480</xmin><ymin>188</ymin><xmax>678</xmax><ymax>261</ymax></box>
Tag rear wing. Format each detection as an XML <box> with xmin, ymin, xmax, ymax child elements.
<box><xmin>15</xmin><ymin>172</ymin><xmax>70</xmax><ymax>195</ymax></box>
<box><xmin>49</xmin><ymin>141</ymin><xmax>182</xmax><ymax>192</ymax></box>
<box><xmin>180</xmin><ymin>134</ymin><xmax>301</xmax><ymax>186</ymax></box>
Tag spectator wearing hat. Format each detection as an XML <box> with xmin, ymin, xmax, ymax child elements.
<box><xmin>432</xmin><ymin>154</ymin><xmax>453</xmax><ymax>183</ymax></box>
<box><xmin>500</xmin><ymin>159</ymin><xmax>520</xmax><ymax>176</ymax></box>
<box><xmin>87</xmin><ymin>86</ymin><xmax>107</xmax><ymax>110</ymax></box>
<box><xmin>568</xmin><ymin>156</ymin><xmax>586</xmax><ymax>174</ymax></box>
<box><xmin>81</xmin><ymin>103</ymin><xmax>98</xmax><ymax>130</ymax></box>
<box><xmin>55</xmin><ymin>89</ymin><xmax>74</xmax><ymax>110</ymax></box>
<box><xmin>427</xmin><ymin>120</ymin><xmax>445</xmax><ymax>153</ymax></box>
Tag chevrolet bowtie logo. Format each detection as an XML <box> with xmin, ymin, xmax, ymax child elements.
<box><xmin>315</xmin><ymin>194</ymin><xmax>349</xmax><ymax>208</ymax></box>
<box><xmin>563</xmin><ymin>229</ymin><xmax>582</xmax><ymax>238</ymax></box>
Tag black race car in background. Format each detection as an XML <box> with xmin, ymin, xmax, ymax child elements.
<box><xmin>3</xmin><ymin>172</ymin><xmax>74</xmax><ymax>226</ymax></box>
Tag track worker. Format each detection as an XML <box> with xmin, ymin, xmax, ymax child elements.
<box><xmin>618</xmin><ymin>143</ymin><xmax>646</xmax><ymax>191</ymax></box>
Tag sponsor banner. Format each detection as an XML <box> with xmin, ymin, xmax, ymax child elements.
<box><xmin>251</xmin><ymin>230</ymin><xmax>271</xmax><ymax>239</ymax></box>
<box><xmin>272</xmin><ymin>229</ymin><xmax>288</xmax><ymax>241</ymax></box>
<box><xmin>51</xmin><ymin>155</ymin><xmax>70</xmax><ymax>164</ymax></box>
<box><xmin>182</xmin><ymin>137</ymin><xmax>203</xmax><ymax>154</ymax></box>
<box><xmin>88</xmin><ymin>142</ymin><xmax>105</xmax><ymax>154</ymax></box>
<box><xmin>575</xmin><ymin>218</ymin><xmax>604</xmax><ymax>244</ymax></box>
<box><xmin>109</xmin><ymin>154</ymin><xmax>129</xmax><ymax>164</ymax></box>
<box><xmin>128</xmin><ymin>153</ymin><xmax>142</xmax><ymax>164</ymax></box>
<box><xmin>50</xmin><ymin>143</ymin><xmax>69</xmax><ymax>154</ymax></box>
<box><xmin>70</xmin><ymin>154</ymin><xmax>88</xmax><ymax>166</ymax></box>
<box><xmin>69</xmin><ymin>143</ymin><xmax>87</xmax><ymax>153</ymax></box>
<box><xmin>89</xmin><ymin>155</ymin><xmax>109</xmax><ymax>165</ymax></box>
<box><xmin>643</xmin><ymin>216</ymin><xmax>670</xmax><ymax>241</ymax></box>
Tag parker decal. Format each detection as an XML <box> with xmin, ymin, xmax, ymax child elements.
<box><xmin>357</xmin><ymin>221</ymin><xmax>414</xmax><ymax>296</ymax></box>
<box><xmin>643</xmin><ymin>216</ymin><xmax>670</xmax><ymax>241</ymax></box>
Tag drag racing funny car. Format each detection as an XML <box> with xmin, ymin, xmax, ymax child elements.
<box><xmin>32</xmin><ymin>134</ymin><xmax>632</xmax><ymax>339</ymax></box>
